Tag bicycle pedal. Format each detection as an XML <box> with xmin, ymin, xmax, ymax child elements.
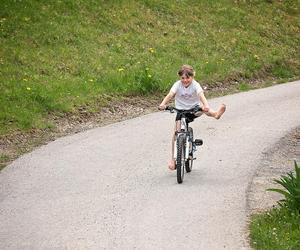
<box><xmin>194</xmin><ymin>139</ymin><xmax>203</xmax><ymax>146</ymax></box>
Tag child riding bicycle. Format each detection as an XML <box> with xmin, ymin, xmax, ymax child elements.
<box><xmin>159</xmin><ymin>65</ymin><xmax>226</xmax><ymax>170</ymax></box>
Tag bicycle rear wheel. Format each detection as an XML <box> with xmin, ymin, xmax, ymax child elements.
<box><xmin>185</xmin><ymin>127</ymin><xmax>193</xmax><ymax>173</ymax></box>
<box><xmin>176</xmin><ymin>134</ymin><xmax>185</xmax><ymax>184</ymax></box>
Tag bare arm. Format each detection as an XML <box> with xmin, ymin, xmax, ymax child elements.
<box><xmin>199</xmin><ymin>92</ymin><xmax>210</xmax><ymax>112</ymax></box>
<box><xmin>159</xmin><ymin>91</ymin><xmax>175</xmax><ymax>110</ymax></box>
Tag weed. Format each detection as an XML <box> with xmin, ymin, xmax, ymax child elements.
<box><xmin>267</xmin><ymin>160</ymin><xmax>300</xmax><ymax>213</ymax></box>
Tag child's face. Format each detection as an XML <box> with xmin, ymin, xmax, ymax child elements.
<box><xmin>180</xmin><ymin>74</ymin><xmax>193</xmax><ymax>88</ymax></box>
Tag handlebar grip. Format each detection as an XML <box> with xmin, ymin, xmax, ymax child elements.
<box><xmin>195</xmin><ymin>106</ymin><xmax>203</xmax><ymax>112</ymax></box>
<box><xmin>165</xmin><ymin>106</ymin><xmax>175</xmax><ymax>113</ymax></box>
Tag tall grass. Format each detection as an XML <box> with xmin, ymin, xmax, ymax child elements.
<box><xmin>1</xmin><ymin>0</ymin><xmax>299</xmax><ymax>134</ymax></box>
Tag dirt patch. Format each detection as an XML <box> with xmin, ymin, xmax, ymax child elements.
<box><xmin>247</xmin><ymin>127</ymin><xmax>300</xmax><ymax>214</ymax></box>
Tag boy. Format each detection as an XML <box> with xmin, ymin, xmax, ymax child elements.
<box><xmin>159</xmin><ymin>65</ymin><xmax>226</xmax><ymax>170</ymax></box>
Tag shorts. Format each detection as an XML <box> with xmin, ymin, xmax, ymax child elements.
<box><xmin>175</xmin><ymin>111</ymin><xmax>203</xmax><ymax>123</ymax></box>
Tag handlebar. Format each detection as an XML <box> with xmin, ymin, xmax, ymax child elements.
<box><xmin>165</xmin><ymin>106</ymin><xmax>203</xmax><ymax>114</ymax></box>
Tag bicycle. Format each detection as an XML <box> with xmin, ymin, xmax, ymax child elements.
<box><xmin>165</xmin><ymin>106</ymin><xmax>203</xmax><ymax>184</ymax></box>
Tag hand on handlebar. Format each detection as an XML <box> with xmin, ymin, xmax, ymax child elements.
<box><xmin>202</xmin><ymin>105</ymin><xmax>209</xmax><ymax>112</ymax></box>
<box><xmin>158</xmin><ymin>104</ymin><xmax>167</xmax><ymax>111</ymax></box>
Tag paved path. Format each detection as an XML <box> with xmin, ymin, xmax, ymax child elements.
<box><xmin>1</xmin><ymin>81</ymin><xmax>300</xmax><ymax>249</ymax></box>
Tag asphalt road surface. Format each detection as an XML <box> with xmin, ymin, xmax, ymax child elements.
<box><xmin>1</xmin><ymin>81</ymin><xmax>300</xmax><ymax>249</ymax></box>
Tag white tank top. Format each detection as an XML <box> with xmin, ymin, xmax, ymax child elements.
<box><xmin>170</xmin><ymin>80</ymin><xmax>203</xmax><ymax>109</ymax></box>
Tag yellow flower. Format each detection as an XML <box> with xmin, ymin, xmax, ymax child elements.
<box><xmin>89</xmin><ymin>79</ymin><xmax>94</xmax><ymax>82</ymax></box>
<box><xmin>148</xmin><ymin>48</ymin><xmax>155</xmax><ymax>53</ymax></box>
<box><xmin>205</xmin><ymin>61</ymin><xmax>209</xmax><ymax>64</ymax></box>
<box><xmin>148</xmin><ymin>74</ymin><xmax>152</xmax><ymax>78</ymax></box>
<box><xmin>26</xmin><ymin>87</ymin><xmax>31</xmax><ymax>91</ymax></box>
<box><xmin>118</xmin><ymin>68</ymin><xmax>124</xmax><ymax>72</ymax></box>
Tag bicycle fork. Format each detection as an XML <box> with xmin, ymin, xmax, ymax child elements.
<box><xmin>173</xmin><ymin>134</ymin><xmax>190</xmax><ymax>160</ymax></box>
<box><xmin>185</xmin><ymin>136</ymin><xmax>190</xmax><ymax>159</ymax></box>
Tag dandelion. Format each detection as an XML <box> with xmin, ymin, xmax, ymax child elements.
<box><xmin>148</xmin><ymin>48</ymin><xmax>155</xmax><ymax>53</ymax></box>
<box><xmin>118</xmin><ymin>68</ymin><xmax>124</xmax><ymax>72</ymax></box>
<box><xmin>26</xmin><ymin>87</ymin><xmax>31</xmax><ymax>91</ymax></box>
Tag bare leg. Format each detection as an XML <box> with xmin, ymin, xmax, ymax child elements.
<box><xmin>205</xmin><ymin>104</ymin><xmax>226</xmax><ymax>119</ymax></box>
<box><xmin>168</xmin><ymin>121</ymin><xmax>180</xmax><ymax>170</ymax></box>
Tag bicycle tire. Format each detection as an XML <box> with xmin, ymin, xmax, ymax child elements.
<box><xmin>185</xmin><ymin>127</ymin><xmax>193</xmax><ymax>173</ymax></box>
<box><xmin>176</xmin><ymin>134</ymin><xmax>185</xmax><ymax>184</ymax></box>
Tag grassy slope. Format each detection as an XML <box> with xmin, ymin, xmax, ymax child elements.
<box><xmin>0</xmin><ymin>0</ymin><xmax>299</xmax><ymax>135</ymax></box>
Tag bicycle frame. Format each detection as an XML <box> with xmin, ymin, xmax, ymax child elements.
<box><xmin>164</xmin><ymin>105</ymin><xmax>203</xmax><ymax>183</ymax></box>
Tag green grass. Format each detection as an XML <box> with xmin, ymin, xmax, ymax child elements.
<box><xmin>250</xmin><ymin>207</ymin><xmax>300</xmax><ymax>250</ymax></box>
<box><xmin>1</xmin><ymin>0</ymin><xmax>299</xmax><ymax>135</ymax></box>
<box><xmin>239</xmin><ymin>82</ymin><xmax>251</xmax><ymax>92</ymax></box>
<box><xmin>0</xmin><ymin>153</ymin><xmax>10</xmax><ymax>170</ymax></box>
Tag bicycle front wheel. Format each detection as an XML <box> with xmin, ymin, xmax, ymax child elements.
<box><xmin>176</xmin><ymin>134</ymin><xmax>185</xmax><ymax>184</ymax></box>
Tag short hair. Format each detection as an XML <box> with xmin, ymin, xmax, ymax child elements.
<box><xmin>178</xmin><ymin>65</ymin><xmax>195</xmax><ymax>77</ymax></box>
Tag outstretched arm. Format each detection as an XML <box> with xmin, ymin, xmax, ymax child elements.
<box><xmin>159</xmin><ymin>91</ymin><xmax>175</xmax><ymax>110</ymax></box>
<box><xmin>199</xmin><ymin>92</ymin><xmax>210</xmax><ymax>112</ymax></box>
